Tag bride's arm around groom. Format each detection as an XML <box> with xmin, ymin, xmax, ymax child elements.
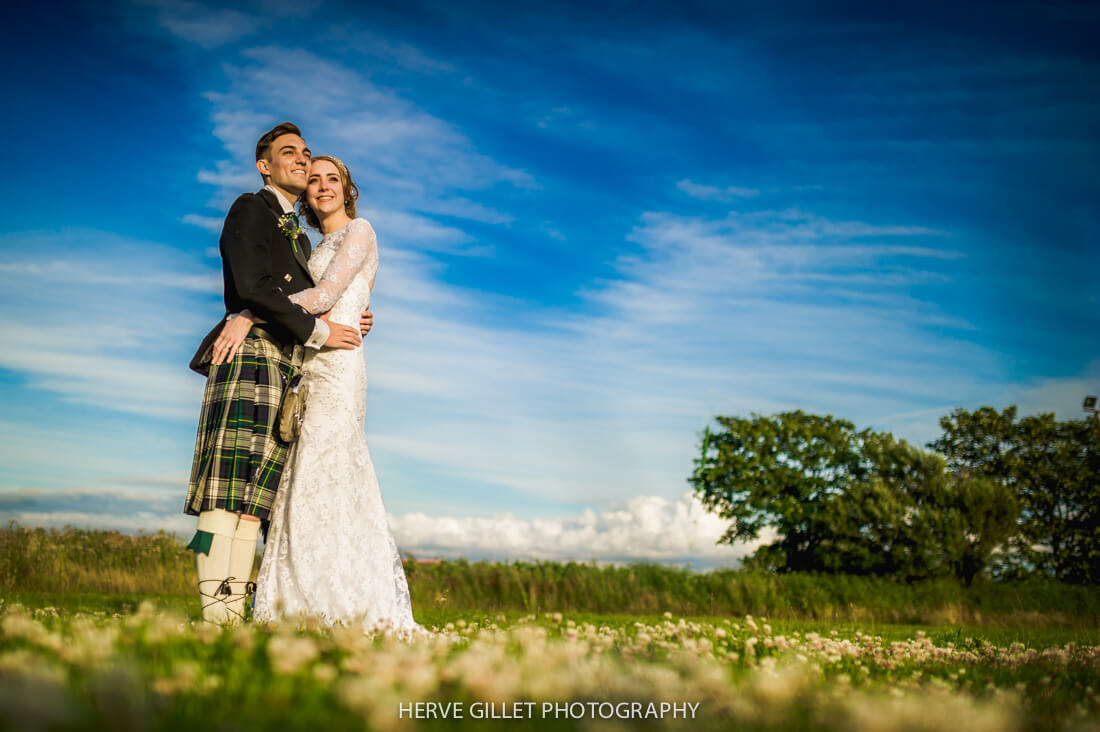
<box><xmin>286</xmin><ymin>218</ymin><xmax>378</xmax><ymax>314</ymax></box>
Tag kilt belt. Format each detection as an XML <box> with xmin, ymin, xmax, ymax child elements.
<box><xmin>185</xmin><ymin>328</ymin><xmax>305</xmax><ymax>522</ymax></box>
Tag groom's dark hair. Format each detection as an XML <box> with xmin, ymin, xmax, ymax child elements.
<box><xmin>256</xmin><ymin>122</ymin><xmax>303</xmax><ymax>161</ymax></box>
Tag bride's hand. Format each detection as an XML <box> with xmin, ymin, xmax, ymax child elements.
<box><xmin>211</xmin><ymin>310</ymin><xmax>256</xmax><ymax>365</ymax></box>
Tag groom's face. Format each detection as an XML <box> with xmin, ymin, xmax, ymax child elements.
<box><xmin>257</xmin><ymin>133</ymin><xmax>312</xmax><ymax>195</ymax></box>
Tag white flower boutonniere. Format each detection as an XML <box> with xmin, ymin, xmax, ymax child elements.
<box><xmin>278</xmin><ymin>213</ymin><xmax>304</xmax><ymax>254</ymax></box>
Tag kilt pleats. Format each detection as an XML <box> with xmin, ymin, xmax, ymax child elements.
<box><xmin>185</xmin><ymin>332</ymin><xmax>303</xmax><ymax>522</ymax></box>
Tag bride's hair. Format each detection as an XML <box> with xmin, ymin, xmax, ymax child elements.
<box><xmin>298</xmin><ymin>155</ymin><xmax>360</xmax><ymax>229</ymax></box>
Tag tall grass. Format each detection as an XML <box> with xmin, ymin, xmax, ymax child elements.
<box><xmin>1</xmin><ymin>523</ymin><xmax>193</xmax><ymax>594</ymax></box>
<box><xmin>3</xmin><ymin>524</ymin><xmax>1098</xmax><ymax>624</ymax></box>
<box><xmin>405</xmin><ymin>558</ymin><xmax>1100</xmax><ymax>624</ymax></box>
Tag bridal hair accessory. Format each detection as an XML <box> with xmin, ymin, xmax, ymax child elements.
<box><xmin>277</xmin><ymin>372</ymin><xmax>308</xmax><ymax>443</ymax></box>
<box><xmin>278</xmin><ymin>213</ymin><xmax>304</xmax><ymax>253</ymax></box>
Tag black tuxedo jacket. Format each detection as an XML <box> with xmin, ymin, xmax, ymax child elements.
<box><xmin>189</xmin><ymin>188</ymin><xmax>317</xmax><ymax>375</ymax></box>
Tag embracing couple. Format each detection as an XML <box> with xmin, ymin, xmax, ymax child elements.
<box><xmin>183</xmin><ymin>122</ymin><xmax>421</xmax><ymax>637</ymax></box>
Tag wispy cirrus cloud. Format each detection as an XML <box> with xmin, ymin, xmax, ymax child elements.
<box><xmin>181</xmin><ymin>214</ymin><xmax>224</xmax><ymax>234</ymax></box>
<box><xmin>196</xmin><ymin>45</ymin><xmax>533</xmax><ymax>205</ymax></box>
<box><xmin>677</xmin><ymin>179</ymin><xmax>760</xmax><ymax>201</ymax></box>
<box><xmin>339</xmin><ymin>187</ymin><xmax>1066</xmax><ymax>509</ymax></box>
<box><xmin>180</xmin><ymin>43</ymin><xmax>535</xmax><ymax>260</ymax></box>
<box><xmin>0</xmin><ymin>260</ymin><xmax>219</xmax><ymax>294</ymax></box>
<box><xmin>130</xmin><ymin>0</ymin><xmax>316</xmax><ymax>49</ymax></box>
<box><xmin>0</xmin><ymin>229</ymin><xmax>215</xmax><ymax>420</ymax></box>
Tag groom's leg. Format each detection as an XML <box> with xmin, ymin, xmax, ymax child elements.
<box><xmin>193</xmin><ymin>508</ymin><xmax>239</xmax><ymax>624</ymax></box>
<box><xmin>225</xmin><ymin>515</ymin><xmax>261</xmax><ymax>622</ymax></box>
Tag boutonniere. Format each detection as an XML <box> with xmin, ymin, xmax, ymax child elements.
<box><xmin>278</xmin><ymin>213</ymin><xmax>304</xmax><ymax>253</ymax></box>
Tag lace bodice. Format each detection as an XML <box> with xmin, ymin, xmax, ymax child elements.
<box><xmin>289</xmin><ymin>218</ymin><xmax>379</xmax><ymax>316</ymax></box>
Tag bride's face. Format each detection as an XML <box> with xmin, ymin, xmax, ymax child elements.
<box><xmin>306</xmin><ymin>160</ymin><xmax>344</xmax><ymax>218</ymax></box>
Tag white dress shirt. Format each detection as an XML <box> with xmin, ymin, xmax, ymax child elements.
<box><xmin>262</xmin><ymin>184</ymin><xmax>328</xmax><ymax>349</ymax></box>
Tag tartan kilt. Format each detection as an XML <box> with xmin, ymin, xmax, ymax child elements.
<box><xmin>185</xmin><ymin>330</ymin><xmax>305</xmax><ymax>522</ymax></box>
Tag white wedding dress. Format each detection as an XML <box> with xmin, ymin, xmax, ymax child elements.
<box><xmin>253</xmin><ymin>218</ymin><xmax>422</xmax><ymax>636</ymax></box>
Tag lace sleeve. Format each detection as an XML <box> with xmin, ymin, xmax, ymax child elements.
<box><xmin>288</xmin><ymin>219</ymin><xmax>378</xmax><ymax>313</ymax></box>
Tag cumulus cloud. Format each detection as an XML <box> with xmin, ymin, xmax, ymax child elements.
<box><xmin>1</xmin><ymin>489</ymin><xmax>766</xmax><ymax>569</ymax></box>
<box><xmin>391</xmin><ymin>491</ymin><xmax>766</xmax><ymax>567</ymax></box>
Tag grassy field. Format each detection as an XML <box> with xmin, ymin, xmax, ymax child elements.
<box><xmin>2</xmin><ymin>525</ymin><xmax>1099</xmax><ymax>730</ymax></box>
<box><xmin>5</xmin><ymin>525</ymin><xmax>1099</xmax><ymax>624</ymax></box>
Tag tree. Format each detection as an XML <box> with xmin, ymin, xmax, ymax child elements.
<box><xmin>924</xmin><ymin>476</ymin><xmax>1019</xmax><ymax>586</ymax></box>
<box><xmin>815</xmin><ymin>432</ymin><xmax>953</xmax><ymax>579</ymax></box>
<box><xmin>931</xmin><ymin>407</ymin><xmax>1100</xmax><ymax>584</ymax></box>
<box><xmin>929</xmin><ymin>406</ymin><xmax>1017</xmax><ymax>479</ymax></box>
<box><xmin>691</xmin><ymin>411</ymin><xmax>871</xmax><ymax>574</ymax></box>
<box><xmin>691</xmin><ymin>411</ymin><xmax>1018</xmax><ymax>582</ymax></box>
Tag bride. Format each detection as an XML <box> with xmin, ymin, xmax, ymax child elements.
<box><xmin>216</xmin><ymin>155</ymin><xmax>422</xmax><ymax>636</ymax></box>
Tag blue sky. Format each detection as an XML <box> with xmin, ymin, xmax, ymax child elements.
<box><xmin>1</xmin><ymin>0</ymin><xmax>1097</xmax><ymax>566</ymax></box>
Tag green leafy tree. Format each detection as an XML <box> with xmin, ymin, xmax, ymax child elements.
<box><xmin>816</xmin><ymin>432</ymin><xmax>949</xmax><ymax>578</ymax></box>
<box><xmin>691</xmin><ymin>411</ymin><xmax>870</xmax><ymax>574</ymax></box>
<box><xmin>691</xmin><ymin>412</ymin><xmax>1019</xmax><ymax>582</ymax></box>
<box><xmin>929</xmin><ymin>406</ymin><xmax>1017</xmax><ymax>479</ymax></box>
<box><xmin>925</xmin><ymin>476</ymin><xmax>1019</xmax><ymax>586</ymax></box>
<box><xmin>931</xmin><ymin>407</ymin><xmax>1100</xmax><ymax>584</ymax></box>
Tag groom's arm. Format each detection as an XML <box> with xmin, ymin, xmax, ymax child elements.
<box><xmin>219</xmin><ymin>194</ymin><xmax>324</xmax><ymax>346</ymax></box>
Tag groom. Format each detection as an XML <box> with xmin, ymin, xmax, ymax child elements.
<box><xmin>184</xmin><ymin>121</ymin><xmax>372</xmax><ymax>624</ymax></box>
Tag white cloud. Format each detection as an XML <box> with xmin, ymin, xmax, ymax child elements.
<box><xmin>193</xmin><ymin>46</ymin><xmax>534</xmax><ymax>240</ymax></box>
<box><xmin>8</xmin><ymin>511</ymin><xmax>198</xmax><ymax>535</ymax></box>
<box><xmin>341</xmin><ymin>199</ymin><xmax>983</xmax><ymax>506</ymax></box>
<box><xmin>0</xmin><ymin>230</ymin><xmax>221</xmax><ymax>294</ymax></box>
<box><xmin>0</xmin><ymin>230</ymin><xmax>214</xmax><ymax>420</ymax></box>
<box><xmin>158</xmin><ymin>8</ymin><xmax>255</xmax><ymax>48</ymax></box>
<box><xmin>133</xmin><ymin>0</ymin><xmax>316</xmax><ymax>49</ymax></box>
<box><xmin>0</xmin><ymin>193</ymin><xmax>1073</xmax><ymax>518</ymax></box>
<box><xmin>993</xmin><ymin>363</ymin><xmax>1100</xmax><ymax>423</ymax></box>
<box><xmin>0</xmin><ymin>260</ymin><xmax>220</xmax><ymax>294</ymax></box>
<box><xmin>414</xmin><ymin>197</ymin><xmax>514</xmax><ymax>225</ymax></box>
<box><xmin>7</xmin><ymin>1</ymin><xmax>1093</xmax><ymax>557</ymax></box>
<box><xmin>677</xmin><ymin>179</ymin><xmax>760</xmax><ymax>201</ymax></box>
<box><xmin>0</xmin><ymin>422</ymin><xmax>192</xmax><ymax>490</ymax></box>
<box><xmin>391</xmin><ymin>492</ymin><xmax>765</xmax><ymax>567</ymax></box>
<box><xmin>197</xmin><ymin>159</ymin><xmax>260</xmax><ymax>199</ymax></box>
<box><xmin>0</xmin><ymin>325</ymin><xmax>202</xmax><ymax>420</ymax></box>
<box><xmin>182</xmin><ymin>213</ymin><xmax>225</xmax><ymax>234</ymax></box>
<box><xmin>2</xmin><ymin>489</ymin><xmax>767</xmax><ymax>568</ymax></box>
<box><xmin>359</xmin><ymin>207</ymin><xmax>482</xmax><ymax>256</ymax></box>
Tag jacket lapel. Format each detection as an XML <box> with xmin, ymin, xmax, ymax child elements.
<box><xmin>295</xmin><ymin>232</ymin><xmax>315</xmax><ymax>285</ymax></box>
<box><xmin>296</xmin><ymin>231</ymin><xmax>313</xmax><ymax>261</ymax></box>
<box><xmin>289</xmin><ymin>229</ymin><xmax>312</xmax><ymax>279</ymax></box>
<box><xmin>257</xmin><ymin>188</ymin><xmax>313</xmax><ymax>279</ymax></box>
